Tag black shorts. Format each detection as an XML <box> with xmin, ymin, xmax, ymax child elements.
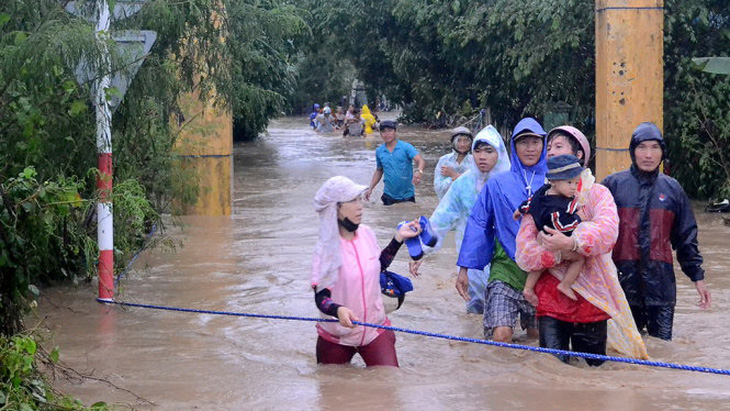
<box><xmin>381</xmin><ymin>193</ymin><xmax>415</xmax><ymax>206</ymax></box>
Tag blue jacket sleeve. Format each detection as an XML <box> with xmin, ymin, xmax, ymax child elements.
<box><xmin>457</xmin><ymin>183</ymin><xmax>494</xmax><ymax>270</ymax></box>
<box><xmin>671</xmin><ymin>183</ymin><xmax>705</xmax><ymax>281</ymax></box>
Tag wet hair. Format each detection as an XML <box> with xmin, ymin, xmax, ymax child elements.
<box><xmin>473</xmin><ymin>141</ymin><xmax>493</xmax><ymax>151</ymax></box>
<box><xmin>548</xmin><ymin>131</ymin><xmax>584</xmax><ymax>159</ymax></box>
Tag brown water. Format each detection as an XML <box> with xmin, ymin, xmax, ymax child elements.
<box><xmin>37</xmin><ymin>116</ymin><xmax>730</xmax><ymax>409</ymax></box>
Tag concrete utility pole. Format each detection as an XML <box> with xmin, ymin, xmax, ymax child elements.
<box><xmin>94</xmin><ymin>1</ymin><xmax>115</xmax><ymax>301</ymax></box>
<box><xmin>595</xmin><ymin>0</ymin><xmax>664</xmax><ymax>181</ymax></box>
<box><xmin>173</xmin><ymin>92</ymin><xmax>233</xmax><ymax>216</ymax></box>
<box><xmin>173</xmin><ymin>6</ymin><xmax>233</xmax><ymax>216</ymax></box>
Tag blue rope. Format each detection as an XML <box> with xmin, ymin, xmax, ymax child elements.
<box><xmin>596</xmin><ymin>6</ymin><xmax>664</xmax><ymax>13</ymax></box>
<box><xmin>595</xmin><ymin>146</ymin><xmax>630</xmax><ymax>152</ymax></box>
<box><xmin>96</xmin><ymin>299</ymin><xmax>730</xmax><ymax>377</ymax></box>
<box><xmin>176</xmin><ymin>154</ymin><xmax>233</xmax><ymax>158</ymax></box>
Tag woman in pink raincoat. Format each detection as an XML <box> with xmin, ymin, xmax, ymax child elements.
<box><xmin>515</xmin><ymin>126</ymin><xmax>647</xmax><ymax>365</ymax></box>
<box><xmin>311</xmin><ymin>176</ymin><xmax>420</xmax><ymax>367</ymax></box>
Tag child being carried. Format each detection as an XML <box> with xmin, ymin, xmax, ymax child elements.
<box><xmin>515</xmin><ymin>154</ymin><xmax>585</xmax><ymax>306</ymax></box>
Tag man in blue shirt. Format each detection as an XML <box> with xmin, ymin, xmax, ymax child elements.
<box><xmin>365</xmin><ymin>121</ymin><xmax>426</xmax><ymax>205</ymax></box>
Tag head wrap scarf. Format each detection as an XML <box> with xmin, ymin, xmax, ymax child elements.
<box><xmin>311</xmin><ymin>176</ymin><xmax>368</xmax><ymax>292</ymax></box>
<box><xmin>471</xmin><ymin>125</ymin><xmax>510</xmax><ymax>191</ymax></box>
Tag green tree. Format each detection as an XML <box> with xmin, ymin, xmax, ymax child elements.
<box><xmin>1</xmin><ymin>0</ymin><xmax>311</xmax><ymax>336</ymax></box>
<box><xmin>293</xmin><ymin>0</ymin><xmax>729</xmax><ymax>198</ymax></box>
<box><xmin>664</xmin><ymin>0</ymin><xmax>730</xmax><ymax>198</ymax></box>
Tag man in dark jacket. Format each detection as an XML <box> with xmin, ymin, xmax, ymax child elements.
<box><xmin>602</xmin><ymin>122</ymin><xmax>711</xmax><ymax>340</ymax></box>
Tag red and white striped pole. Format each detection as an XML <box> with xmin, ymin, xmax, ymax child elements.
<box><xmin>94</xmin><ymin>1</ymin><xmax>114</xmax><ymax>301</ymax></box>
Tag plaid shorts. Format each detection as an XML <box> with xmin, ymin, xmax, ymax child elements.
<box><xmin>483</xmin><ymin>281</ymin><xmax>537</xmax><ymax>339</ymax></box>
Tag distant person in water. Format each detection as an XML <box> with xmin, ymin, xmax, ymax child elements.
<box><xmin>343</xmin><ymin>108</ymin><xmax>363</xmax><ymax>138</ymax></box>
<box><xmin>316</xmin><ymin>107</ymin><xmax>335</xmax><ymax>133</ymax></box>
<box><xmin>434</xmin><ymin>126</ymin><xmax>474</xmax><ymax>200</ymax></box>
<box><xmin>309</xmin><ymin>103</ymin><xmax>320</xmax><ymax>129</ymax></box>
<box><xmin>335</xmin><ymin>106</ymin><xmax>345</xmax><ymax>128</ymax></box>
<box><xmin>360</xmin><ymin>105</ymin><xmax>378</xmax><ymax>135</ymax></box>
<box><xmin>364</xmin><ymin>120</ymin><xmax>426</xmax><ymax>205</ymax></box>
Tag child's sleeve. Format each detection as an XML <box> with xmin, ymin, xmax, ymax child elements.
<box><xmin>550</xmin><ymin>210</ymin><xmax>581</xmax><ymax>233</ymax></box>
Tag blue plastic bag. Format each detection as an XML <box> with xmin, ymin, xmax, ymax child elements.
<box><xmin>380</xmin><ymin>270</ymin><xmax>413</xmax><ymax>312</ymax></box>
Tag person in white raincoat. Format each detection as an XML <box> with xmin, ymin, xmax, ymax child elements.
<box><xmin>410</xmin><ymin>125</ymin><xmax>510</xmax><ymax>313</ymax></box>
<box><xmin>433</xmin><ymin>126</ymin><xmax>475</xmax><ymax>199</ymax></box>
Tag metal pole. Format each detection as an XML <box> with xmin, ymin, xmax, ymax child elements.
<box><xmin>94</xmin><ymin>0</ymin><xmax>114</xmax><ymax>301</ymax></box>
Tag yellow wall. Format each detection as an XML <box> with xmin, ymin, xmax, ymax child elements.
<box><xmin>173</xmin><ymin>91</ymin><xmax>233</xmax><ymax>216</ymax></box>
<box><xmin>595</xmin><ymin>0</ymin><xmax>664</xmax><ymax>180</ymax></box>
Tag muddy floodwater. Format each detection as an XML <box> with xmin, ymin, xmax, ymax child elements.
<box><xmin>37</xmin><ymin>116</ymin><xmax>730</xmax><ymax>409</ymax></box>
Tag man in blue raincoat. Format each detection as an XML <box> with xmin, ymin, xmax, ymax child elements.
<box><xmin>409</xmin><ymin>125</ymin><xmax>511</xmax><ymax>314</ymax></box>
<box><xmin>457</xmin><ymin>118</ymin><xmax>548</xmax><ymax>342</ymax></box>
<box><xmin>602</xmin><ymin>122</ymin><xmax>711</xmax><ymax>340</ymax></box>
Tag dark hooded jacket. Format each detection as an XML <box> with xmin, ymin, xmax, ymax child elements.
<box><xmin>602</xmin><ymin>123</ymin><xmax>704</xmax><ymax>307</ymax></box>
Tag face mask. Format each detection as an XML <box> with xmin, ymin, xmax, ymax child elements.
<box><xmin>338</xmin><ymin>217</ymin><xmax>359</xmax><ymax>232</ymax></box>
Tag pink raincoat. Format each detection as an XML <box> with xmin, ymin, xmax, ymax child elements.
<box><xmin>516</xmin><ymin>172</ymin><xmax>648</xmax><ymax>359</ymax></box>
<box><xmin>315</xmin><ymin>225</ymin><xmax>389</xmax><ymax>346</ymax></box>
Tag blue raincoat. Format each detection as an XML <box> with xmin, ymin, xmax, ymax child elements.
<box><xmin>425</xmin><ymin>125</ymin><xmax>510</xmax><ymax>313</ymax></box>
<box><xmin>458</xmin><ymin>118</ymin><xmax>547</xmax><ymax>280</ymax></box>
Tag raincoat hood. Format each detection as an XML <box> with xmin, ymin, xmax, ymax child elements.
<box><xmin>471</xmin><ymin>125</ymin><xmax>510</xmax><ymax>190</ymax></box>
<box><xmin>451</xmin><ymin>126</ymin><xmax>473</xmax><ymax>140</ymax></box>
<box><xmin>509</xmin><ymin>117</ymin><xmax>548</xmax><ymax>180</ymax></box>
<box><xmin>629</xmin><ymin>122</ymin><xmax>666</xmax><ymax>165</ymax></box>
<box><xmin>361</xmin><ymin>105</ymin><xmax>372</xmax><ymax>116</ymax></box>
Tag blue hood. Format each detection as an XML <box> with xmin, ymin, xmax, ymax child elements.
<box><xmin>508</xmin><ymin>117</ymin><xmax>548</xmax><ymax>193</ymax></box>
